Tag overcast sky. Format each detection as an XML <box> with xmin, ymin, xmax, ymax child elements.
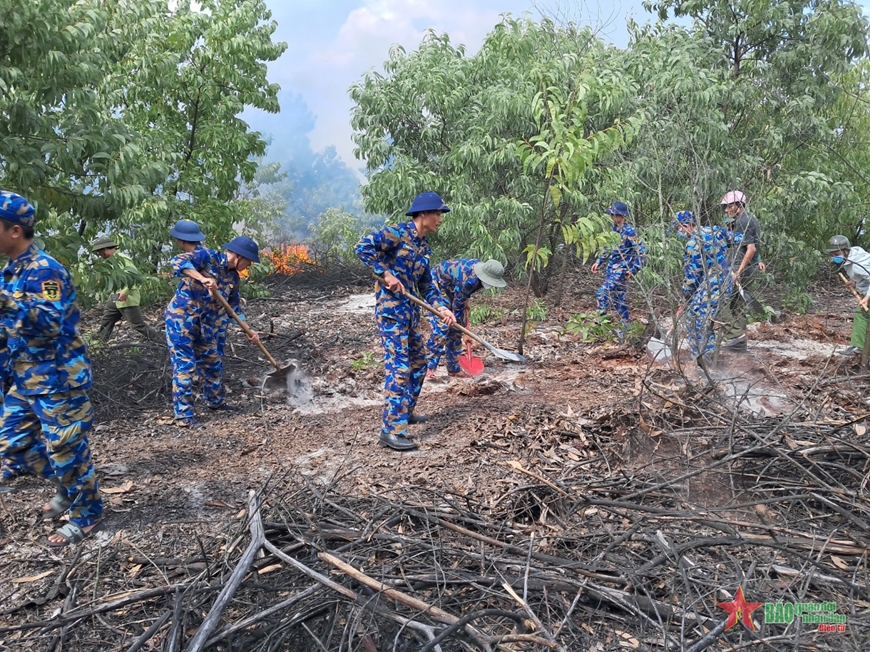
<box><xmin>250</xmin><ymin>0</ymin><xmax>658</xmax><ymax>171</ymax></box>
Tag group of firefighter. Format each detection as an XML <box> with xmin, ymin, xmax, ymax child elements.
<box><xmin>0</xmin><ymin>189</ymin><xmax>263</xmax><ymax>545</ymax></box>
<box><xmin>355</xmin><ymin>190</ymin><xmax>768</xmax><ymax>451</ymax></box>
<box><xmin>0</xmin><ymin>183</ymin><xmax>863</xmax><ymax>545</ymax></box>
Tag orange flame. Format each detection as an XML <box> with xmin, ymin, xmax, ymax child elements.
<box><xmin>262</xmin><ymin>243</ymin><xmax>316</xmax><ymax>276</ymax></box>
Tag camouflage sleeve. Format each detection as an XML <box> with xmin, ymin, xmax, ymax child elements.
<box><xmin>419</xmin><ymin>262</ymin><xmax>446</xmax><ymax>309</ymax></box>
<box><xmin>11</xmin><ymin>267</ymin><xmax>70</xmax><ymax>339</ymax></box>
<box><xmin>631</xmin><ymin>236</ymin><xmax>647</xmax><ymax>275</ymax></box>
<box><xmin>228</xmin><ymin>279</ymin><xmax>245</xmax><ymax>321</ymax></box>
<box><xmin>170</xmin><ymin>248</ymin><xmax>209</xmax><ymax>277</ymax></box>
<box><xmin>682</xmin><ymin>243</ymin><xmax>700</xmax><ymax>299</ymax></box>
<box><xmin>355</xmin><ymin>226</ymin><xmax>401</xmax><ymax>275</ymax></box>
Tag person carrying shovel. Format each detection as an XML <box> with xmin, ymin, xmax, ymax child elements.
<box><xmin>355</xmin><ymin>192</ymin><xmax>457</xmax><ymax>452</ymax></box>
<box><xmin>424</xmin><ymin>259</ymin><xmax>506</xmax><ymax>379</ymax></box>
<box><xmin>165</xmin><ymin>220</ymin><xmax>260</xmax><ymax>428</ymax></box>
<box><xmin>826</xmin><ymin>234</ymin><xmax>870</xmax><ymax>356</ymax></box>
<box><xmin>672</xmin><ymin>211</ymin><xmax>732</xmax><ymax>365</ymax></box>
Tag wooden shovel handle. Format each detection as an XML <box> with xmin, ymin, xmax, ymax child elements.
<box><xmin>210</xmin><ymin>289</ymin><xmax>282</xmax><ymax>369</ymax></box>
<box><xmin>399</xmin><ymin>289</ymin><xmax>484</xmax><ymax>345</ymax></box>
<box><xmin>839</xmin><ymin>272</ymin><xmax>869</xmax><ymax>312</ymax></box>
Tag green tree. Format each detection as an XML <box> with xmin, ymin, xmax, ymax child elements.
<box><xmin>350</xmin><ymin>18</ymin><xmax>641</xmax><ymax>295</ymax></box>
<box><xmin>101</xmin><ymin>0</ymin><xmax>286</xmax><ymax>272</ymax></box>
<box><xmin>0</xmin><ymin>0</ymin><xmax>161</xmax><ymax>223</ymax></box>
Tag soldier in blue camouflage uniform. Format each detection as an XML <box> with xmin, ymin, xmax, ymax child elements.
<box><xmin>355</xmin><ymin>192</ymin><xmax>457</xmax><ymax>451</ymax></box>
<box><xmin>425</xmin><ymin>258</ymin><xmax>506</xmax><ymax>378</ymax></box>
<box><xmin>0</xmin><ymin>352</ymin><xmax>18</xmax><ymax>482</ymax></box>
<box><xmin>591</xmin><ymin>201</ymin><xmax>647</xmax><ymax>329</ymax></box>
<box><xmin>0</xmin><ymin>190</ymin><xmax>102</xmax><ymax>546</ymax></box>
<box><xmin>214</xmin><ymin>236</ymin><xmax>261</xmax><ymax>365</ymax></box>
<box><xmin>165</xmin><ymin>222</ymin><xmax>260</xmax><ymax>428</ymax></box>
<box><xmin>673</xmin><ymin>211</ymin><xmax>733</xmax><ymax>361</ymax></box>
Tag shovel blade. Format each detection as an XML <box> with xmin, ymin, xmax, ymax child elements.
<box><xmin>262</xmin><ymin>360</ymin><xmax>299</xmax><ymax>391</ymax></box>
<box><xmin>458</xmin><ymin>347</ymin><xmax>485</xmax><ymax>376</ymax></box>
<box><xmin>646</xmin><ymin>336</ymin><xmax>672</xmax><ymax>361</ymax></box>
<box><xmin>484</xmin><ymin>342</ymin><xmax>526</xmax><ymax>363</ymax></box>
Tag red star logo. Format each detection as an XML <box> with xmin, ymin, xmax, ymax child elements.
<box><xmin>717</xmin><ymin>587</ymin><xmax>764</xmax><ymax>631</ymax></box>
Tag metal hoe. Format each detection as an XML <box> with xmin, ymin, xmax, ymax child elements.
<box><xmin>398</xmin><ymin>288</ymin><xmax>526</xmax><ymax>363</ymax></box>
<box><xmin>211</xmin><ymin>291</ymin><xmax>298</xmax><ymax>388</ymax></box>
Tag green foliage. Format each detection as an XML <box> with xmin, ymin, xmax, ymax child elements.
<box><xmin>308</xmin><ymin>207</ymin><xmax>367</xmax><ymax>265</ymax></box>
<box><xmin>783</xmin><ymin>290</ymin><xmax>814</xmax><ymax>314</ymax></box>
<box><xmin>351</xmin><ymin>351</ymin><xmax>378</xmax><ymax>371</ymax></box>
<box><xmin>351</xmin><ymin>19</ymin><xmax>642</xmax><ymax>285</ymax></box>
<box><xmin>1</xmin><ymin>0</ymin><xmax>287</xmax><ymax>306</ymax></box>
<box><xmin>560</xmin><ymin>313</ymin><xmax>616</xmax><ymax>342</ymax></box>
<box><xmin>525</xmin><ymin>299</ymin><xmax>548</xmax><ymax>322</ymax></box>
<box><xmin>469</xmin><ymin>304</ymin><xmax>504</xmax><ymax>325</ymax></box>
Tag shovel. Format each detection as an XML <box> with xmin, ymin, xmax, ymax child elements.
<box><xmin>210</xmin><ymin>290</ymin><xmax>298</xmax><ymax>389</ymax></box>
<box><xmin>839</xmin><ymin>272</ymin><xmax>870</xmax><ymax>367</ymax></box>
<box><xmin>458</xmin><ymin>340</ymin><xmax>485</xmax><ymax>376</ymax></box>
<box><xmin>398</xmin><ymin>288</ymin><xmax>526</xmax><ymax>363</ymax></box>
<box><xmin>839</xmin><ymin>272</ymin><xmax>869</xmax><ymax>313</ymax></box>
<box><xmin>734</xmin><ymin>280</ymin><xmax>764</xmax><ymax>314</ymax></box>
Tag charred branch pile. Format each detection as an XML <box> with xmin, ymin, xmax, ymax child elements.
<box><xmin>4</xmin><ymin>395</ymin><xmax>870</xmax><ymax>651</ymax></box>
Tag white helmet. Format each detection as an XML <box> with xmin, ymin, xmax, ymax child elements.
<box><xmin>720</xmin><ymin>190</ymin><xmax>747</xmax><ymax>205</ymax></box>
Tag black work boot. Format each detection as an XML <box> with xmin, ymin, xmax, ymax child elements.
<box><xmin>379</xmin><ymin>433</ymin><xmax>418</xmax><ymax>451</ymax></box>
<box><xmin>408</xmin><ymin>413</ymin><xmax>430</xmax><ymax>424</ymax></box>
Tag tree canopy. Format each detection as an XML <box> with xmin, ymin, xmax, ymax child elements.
<box><xmin>0</xmin><ymin>0</ymin><xmax>286</xmax><ymax>301</ymax></box>
<box><xmin>351</xmin><ymin>1</ymin><xmax>870</xmax><ymax>307</ymax></box>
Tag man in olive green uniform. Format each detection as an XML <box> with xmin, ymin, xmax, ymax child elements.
<box><xmin>91</xmin><ymin>236</ymin><xmax>162</xmax><ymax>343</ymax></box>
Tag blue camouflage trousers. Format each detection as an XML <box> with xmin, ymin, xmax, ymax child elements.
<box><xmin>166</xmin><ymin>311</ymin><xmax>224</xmax><ymax>420</ymax></box>
<box><xmin>687</xmin><ymin>283</ymin><xmax>724</xmax><ymax>357</ymax></box>
<box><xmin>0</xmin><ymin>387</ymin><xmax>102</xmax><ymax>528</ymax></box>
<box><xmin>378</xmin><ymin>316</ymin><xmax>427</xmax><ymax>436</ymax></box>
<box><xmin>425</xmin><ymin>309</ymin><xmax>465</xmax><ymax>374</ymax></box>
<box><xmin>596</xmin><ymin>269</ymin><xmax>629</xmax><ymax>325</ymax></box>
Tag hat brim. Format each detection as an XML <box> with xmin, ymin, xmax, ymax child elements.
<box><xmin>473</xmin><ymin>262</ymin><xmax>507</xmax><ymax>288</ymax></box>
<box><xmin>223</xmin><ymin>242</ymin><xmax>260</xmax><ymax>264</ymax></box>
<box><xmin>405</xmin><ymin>206</ymin><xmax>451</xmax><ymax>216</ymax></box>
<box><xmin>170</xmin><ymin>229</ymin><xmax>205</xmax><ymax>242</ymax></box>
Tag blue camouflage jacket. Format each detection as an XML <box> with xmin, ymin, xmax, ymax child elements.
<box><xmin>0</xmin><ymin>242</ymin><xmax>91</xmax><ymax>394</ymax></box>
<box><xmin>596</xmin><ymin>222</ymin><xmax>646</xmax><ymax>275</ymax></box>
<box><xmin>355</xmin><ymin>221</ymin><xmax>446</xmax><ymax>323</ymax></box>
<box><xmin>169</xmin><ymin>246</ymin><xmax>245</xmax><ymax>323</ymax></box>
<box><xmin>432</xmin><ymin>259</ymin><xmax>480</xmax><ymax>314</ymax></box>
<box><xmin>682</xmin><ymin>226</ymin><xmax>732</xmax><ymax>299</ymax></box>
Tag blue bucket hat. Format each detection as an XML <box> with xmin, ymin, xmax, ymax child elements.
<box><xmin>223</xmin><ymin>236</ymin><xmax>260</xmax><ymax>263</ymax></box>
<box><xmin>405</xmin><ymin>192</ymin><xmax>450</xmax><ymax>216</ymax></box>
<box><xmin>672</xmin><ymin>210</ymin><xmax>695</xmax><ymax>229</ymax></box>
<box><xmin>0</xmin><ymin>190</ymin><xmax>36</xmax><ymax>228</ymax></box>
<box><xmin>605</xmin><ymin>201</ymin><xmax>631</xmax><ymax>217</ymax></box>
<box><xmin>169</xmin><ymin>219</ymin><xmax>205</xmax><ymax>242</ymax></box>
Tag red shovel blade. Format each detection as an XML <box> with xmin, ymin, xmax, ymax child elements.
<box><xmin>458</xmin><ymin>342</ymin><xmax>485</xmax><ymax>376</ymax></box>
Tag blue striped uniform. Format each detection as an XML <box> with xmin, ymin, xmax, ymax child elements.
<box><xmin>0</xmin><ymin>243</ymin><xmax>101</xmax><ymax>528</ymax></box>
<box><xmin>682</xmin><ymin>226</ymin><xmax>733</xmax><ymax>356</ymax></box>
<box><xmin>165</xmin><ymin>246</ymin><xmax>245</xmax><ymax>420</ymax></box>
<box><xmin>595</xmin><ymin>223</ymin><xmax>646</xmax><ymax>324</ymax></box>
<box><xmin>425</xmin><ymin>259</ymin><xmax>481</xmax><ymax>373</ymax></box>
<box><xmin>355</xmin><ymin>222</ymin><xmax>447</xmax><ymax>437</ymax></box>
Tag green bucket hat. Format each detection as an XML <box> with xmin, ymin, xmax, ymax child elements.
<box><xmin>473</xmin><ymin>259</ymin><xmax>507</xmax><ymax>288</ymax></box>
<box><xmin>91</xmin><ymin>235</ymin><xmax>118</xmax><ymax>252</ymax></box>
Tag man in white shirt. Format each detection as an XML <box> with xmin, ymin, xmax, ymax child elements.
<box><xmin>827</xmin><ymin>234</ymin><xmax>870</xmax><ymax>355</ymax></box>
